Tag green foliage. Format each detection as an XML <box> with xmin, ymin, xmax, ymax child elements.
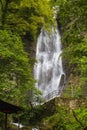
<box><xmin>41</xmin><ymin>105</ymin><xmax>87</xmax><ymax>130</ymax></box>
<box><xmin>74</xmin><ymin>108</ymin><xmax>87</xmax><ymax>127</ymax></box>
<box><xmin>0</xmin><ymin>0</ymin><xmax>55</xmax><ymax>41</ymax></box>
<box><xmin>0</xmin><ymin>0</ymin><xmax>56</xmax><ymax>127</ymax></box>
<box><xmin>18</xmin><ymin>105</ymin><xmax>47</xmax><ymax>126</ymax></box>
<box><xmin>0</xmin><ymin>30</ymin><xmax>35</xmax><ymax>106</ymax></box>
<box><xmin>51</xmin><ymin>0</ymin><xmax>87</xmax><ymax>94</ymax></box>
<box><xmin>0</xmin><ymin>0</ymin><xmax>56</xmax><ymax>125</ymax></box>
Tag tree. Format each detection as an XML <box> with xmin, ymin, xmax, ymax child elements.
<box><xmin>0</xmin><ymin>30</ymin><xmax>36</xmax><ymax>106</ymax></box>
<box><xmin>51</xmin><ymin>0</ymin><xmax>87</xmax><ymax>95</ymax></box>
<box><xmin>0</xmin><ymin>0</ymin><xmax>55</xmax><ymax>41</ymax></box>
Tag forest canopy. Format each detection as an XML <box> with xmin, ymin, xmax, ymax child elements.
<box><xmin>0</xmin><ymin>0</ymin><xmax>55</xmax><ymax>41</ymax></box>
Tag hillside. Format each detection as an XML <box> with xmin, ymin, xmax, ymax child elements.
<box><xmin>0</xmin><ymin>0</ymin><xmax>87</xmax><ymax>129</ymax></box>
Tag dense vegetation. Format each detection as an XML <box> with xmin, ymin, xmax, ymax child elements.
<box><xmin>41</xmin><ymin>104</ymin><xmax>87</xmax><ymax>130</ymax></box>
<box><xmin>51</xmin><ymin>0</ymin><xmax>87</xmax><ymax>97</ymax></box>
<box><xmin>0</xmin><ymin>0</ymin><xmax>87</xmax><ymax>129</ymax></box>
<box><xmin>0</xmin><ymin>0</ymin><xmax>55</xmax><ymax>129</ymax></box>
<box><xmin>38</xmin><ymin>0</ymin><xmax>87</xmax><ymax>129</ymax></box>
<box><xmin>0</xmin><ymin>0</ymin><xmax>55</xmax><ymax>105</ymax></box>
<box><xmin>0</xmin><ymin>0</ymin><xmax>55</xmax><ymax>41</ymax></box>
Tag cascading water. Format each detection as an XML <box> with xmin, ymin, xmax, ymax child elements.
<box><xmin>34</xmin><ymin>27</ymin><xmax>65</xmax><ymax>102</ymax></box>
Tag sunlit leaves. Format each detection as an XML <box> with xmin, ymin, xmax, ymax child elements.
<box><xmin>53</xmin><ymin>0</ymin><xmax>87</xmax><ymax>92</ymax></box>
<box><xmin>0</xmin><ymin>0</ymin><xmax>55</xmax><ymax>41</ymax></box>
<box><xmin>0</xmin><ymin>30</ymin><xmax>35</xmax><ymax>105</ymax></box>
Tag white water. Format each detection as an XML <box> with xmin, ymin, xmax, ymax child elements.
<box><xmin>11</xmin><ymin>122</ymin><xmax>23</xmax><ymax>128</ymax></box>
<box><xmin>34</xmin><ymin>28</ymin><xmax>65</xmax><ymax>102</ymax></box>
<box><xmin>32</xmin><ymin>128</ymin><xmax>39</xmax><ymax>130</ymax></box>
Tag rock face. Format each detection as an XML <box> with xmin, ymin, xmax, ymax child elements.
<box><xmin>54</xmin><ymin>97</ymin><xmax>86</xmax><ymax>109</ymax></box>
<box><xmin>25</xmin><ymin>41</ymin><xmax>36</xmax><ymax>58</ymax></box>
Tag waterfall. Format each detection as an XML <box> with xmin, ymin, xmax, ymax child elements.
<box><xmin>34</xmin><ymin>27</ymin><xmax>65</xmax><ymax>102</ymax></box>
